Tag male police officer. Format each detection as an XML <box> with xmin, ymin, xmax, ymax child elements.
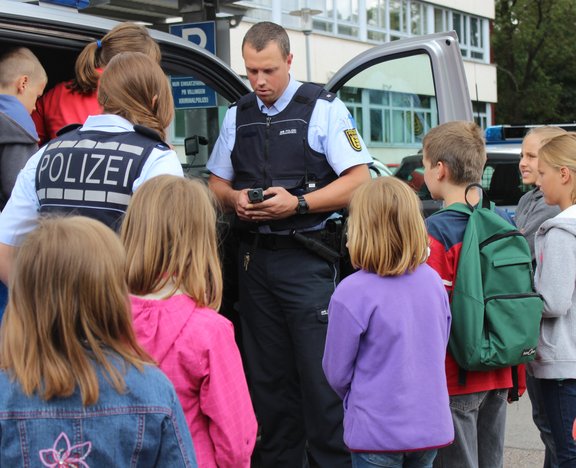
<box><xmin>207</xmin><ymin>21</ymin><xmax>372</xmax><ymax>468</ymax></box>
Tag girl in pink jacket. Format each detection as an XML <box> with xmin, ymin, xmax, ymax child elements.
<box><xmin>121</xmin><ymin>175</ymin><xmax>257</xmax><ymax>468</ymax></box>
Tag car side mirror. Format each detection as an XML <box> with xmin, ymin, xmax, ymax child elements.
<box><xmin>184</xmin><ymin>135</ymin><xmax>208</xmax><ymax>156</ymax></box>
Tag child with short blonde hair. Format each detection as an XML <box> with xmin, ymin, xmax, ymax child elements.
<box><xmin>0</xmin><ymin>216</ymin><xmax>196</xmax><ymax>466</ymax></box>
<box><xmin>121</xmin><ymin>175</ymin><xmax>257</xmax><ymax>468</ymax></box>
<box><xmin>529</xmin><ymin>132</ymin><xmax>576</xmax><ymax>466</ymax></box>
<box><xmin>322</xmin><ymin>176</ymin><xmax>453</xmax><ymax>468</ymax></box>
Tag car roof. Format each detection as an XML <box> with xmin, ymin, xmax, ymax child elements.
<box><xmin>485</xmin><ymin>143</ymin><xmax>521</xmax><ymax>161</ymax></box>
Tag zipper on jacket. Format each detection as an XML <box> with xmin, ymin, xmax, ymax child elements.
<box><xmin>263</xmin><ymin>116</ymin><xmax>271</xmax><ymax>183</ymax></box>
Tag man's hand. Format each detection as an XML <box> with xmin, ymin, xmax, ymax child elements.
<box><xmin>244</xmin><ymin>187</ymin><xmax>297</xmax><ymax>221</ymax></box>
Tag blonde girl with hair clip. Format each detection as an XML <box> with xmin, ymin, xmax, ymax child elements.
<box><xmin>0</xmin><ymin>51</ymin><xmax>182</xmax><ymax>286</ymax></box>
<box><xmin>121</xmin><ymin>175</ymin><xmax>257</xmax><ymax>468</ymax></box>
<box><xmin>0</xmin><ymin>216</ymin><xmax>196</xmax><ymax>467</ymax></box>
<box><xmin>322</xmin><ymin>176</ymin><xmax>453</xmax><ymax>468</ymax></box>
<box><xmin>32</xmin><ymin>22</ymin><xmax>161</xmax><ymax>145</ymax></box>
<box><xmin>528</xmin><ymin>132</ymin><xmax>576</xmax><ymax>467</ymax></box>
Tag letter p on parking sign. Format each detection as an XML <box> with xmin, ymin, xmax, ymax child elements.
<box><xmin>170</xmin><ymin>22</ymin><xmax>215</xmax><ymax>54</ymax></box>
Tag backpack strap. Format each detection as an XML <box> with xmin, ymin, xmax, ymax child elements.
<box><xmin>510</xmin><ymin>366</ymin><xmax>519</xmax><ymax>401</ymax></box>
<box><xmin>437</xmin><ymin>184</ymin><xmax>496</xmax><ymax>217</ymax></box>
<box><xmin>464</xmin><ymin>183</ymin><xmax>491</xmax><ymax>210</ymax></box>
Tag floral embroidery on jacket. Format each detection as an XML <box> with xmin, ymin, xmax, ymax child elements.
<box><xmin>39</xmin><ymin>432</ymin><xmax>92</xmax><ymax>467</ymax></box>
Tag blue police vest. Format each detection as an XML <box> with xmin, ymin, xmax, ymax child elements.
<box><xmin>231</xmin><ymin>83</ymin><xmax>338</xmax><ymax>231</ymax></box>
<box><xmin>35</xmin><ymin>125</ymin><xmax>165</xmax><ymax>230</ymax></box>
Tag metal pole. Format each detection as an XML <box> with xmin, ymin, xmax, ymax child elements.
<box><xmin>305</xmin><ymin>31</ymin><xmax>311</xmax><ymax>82</ymax></box>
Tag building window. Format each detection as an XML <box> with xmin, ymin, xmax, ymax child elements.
<box><xmin>243</xmin><ymin>0</ymin><xmax>488</xmax><ymax>63</ymax></box>
<box><xmin>472</xmin><ymin>101</ymin><xmax>491</xmax><ymax>129</ymax></box>
<box><xmin>341</xmin><ymin>87</ymin><xmax>437</xmax><ymax>147</ymax></box>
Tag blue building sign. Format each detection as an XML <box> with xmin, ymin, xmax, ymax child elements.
<box><xmin>170</xmin><ymin>22</ymin><xmax>216</xmax><ymax>110</ymax></box>
<box><xmin>171</xmin><ymin>77</ymin><xmax>217</xmax><ymax>108</ymax></box>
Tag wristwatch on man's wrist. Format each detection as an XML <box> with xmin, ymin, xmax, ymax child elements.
<box><xmin>296</xmin><ymin>195</ymin><xmax>309</xmax><ymax>214</ymax></box>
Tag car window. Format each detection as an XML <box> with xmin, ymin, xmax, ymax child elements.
<box><xmin>325</xmin><ymin>32</ymin><xmax>472</xmax><ymax>173</ymax></box>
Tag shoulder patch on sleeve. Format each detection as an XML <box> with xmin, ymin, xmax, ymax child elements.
<box><xmin>344</xmin><ymin>128</ymin><xmax>362</xmax><ymax>152</ymax></box>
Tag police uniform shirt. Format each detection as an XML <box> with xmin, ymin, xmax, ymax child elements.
<box><xmin>0</xmin><ymin>114</ymin><xmax>183</xmax><ymax>246</ymax></box>
<box><xmin>207</xmin><ymin>77</ymin><xmax>373</xmax><ymax>181</ymax></box>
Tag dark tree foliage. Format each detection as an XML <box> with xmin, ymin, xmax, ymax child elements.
<box><xmin>492</xmin><ymin>0</ymin><xmax>576</xmax><ymax>124</ymax></box>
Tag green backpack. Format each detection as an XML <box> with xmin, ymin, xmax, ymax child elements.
<box><xmin>441</xmin><ymin>184</ymin><xmax>543</xmax><ymax>381</ymax></box>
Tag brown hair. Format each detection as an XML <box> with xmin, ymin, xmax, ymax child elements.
<box><xmin>242</xmin><ymin>21</ymin><xmax>290</xmax><ymax>59</ymax></box>
<box><xmin>538</xmin><ymin>132</ymin><xmax>576</xmax><ymax>204</ymax></box>
<box><xmin>69</xmin><ymin>22</ymin><xmax>161</xmax><ymax>94</ymax></box>
<box><xmin>121</xmin><ymin>175</ymin><xmax>223</xmax><ymax>310</ymax></box>
<box><xmin>0</xmin><ymin>47</ymin><xmax>46</xmax><ymax>89</ymax></box>
<box><xmin>347</xmin><ymin>177</ymin><xmax>429</xmax><ymax>276</ymax></box>
<box><xmin>0</xmin><ymin>216</ymin><xmax>152</xmax><ymax>406</ymax></box>
<box><xmin>423</xmin><ymin>121</ymin><xmax>486</xmax><ymax>184</ymax></box>
<box><xmin>98</xmin><ymin>52</ymin><xmax>174</xmax><ymax>141</ymax></box>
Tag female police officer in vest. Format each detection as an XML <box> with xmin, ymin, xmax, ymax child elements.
<box><xmin>0</xmin><ymin>51</ymin><xmax>183</xmax><ymax>285</ymax></box>
<box><xmin>207</xmin><ymin>22</ymin><xmax>372</xmax><ymax>468</ymax></box>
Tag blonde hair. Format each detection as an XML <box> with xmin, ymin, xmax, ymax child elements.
<box><xmin>538</xmin><ymin>132</ymin><xmax>576</xmax><ymax>204</ymax></box>
<box><xmin>0</xmin><ymin>217</ymin><xmax>152</xmax><ymax>406</ymax></box>
<box><xmin>121</xmin><ymin>175</ymin><xmax>223</xmax><ymax>310</ymax></box>
<box><xmin>524</xmin><ymin>125</ymin><xmax>568</xmax><ymax>147</ymax></box>
<box><xmin>0</xmin><ymin>47</ymin><xmax>46</xmax><ymax>89</ymax></box>
<box><xmin>423</xmin><ymin>121</ymin><xmax>486</xmax><ymax>184</ymax></box>
<box><xmin>347</xmin><ymin>177</ymin><xmax>429</xmax><ymax>276</ymax></box>
<box><xmin>98</xmin><ymin>52</ymin><xmax>174</xmax><ymax>141</ymax></box>
<box><xmin>70</xmin><ymin>22</ymin><xmax>161</xmax><ymax>94</ymax></box>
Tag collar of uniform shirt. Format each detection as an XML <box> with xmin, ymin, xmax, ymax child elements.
<box><xmin>82</xmin><ymin>114</ymin><xmax>135</xmax><ymax>133</ymax></box>
<box><xmin>256</xmin><ymin>75</ymin><xmax>302</xmax><ymax>116</ymax></box>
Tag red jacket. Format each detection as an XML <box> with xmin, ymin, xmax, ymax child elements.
<box><xmin>32</xmin><ymin>80</ymin><xmax>102</xmax><ymax>145</ymax></box>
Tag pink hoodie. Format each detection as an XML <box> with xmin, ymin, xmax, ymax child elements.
<box><xmin>130</xmin><ymin>294</ymin><xmax>257</xmax><ymax>467</ymax></box>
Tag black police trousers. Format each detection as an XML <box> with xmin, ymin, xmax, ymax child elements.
<box><xmin>238</xmin><ymin>238</ymin><xmax>350</xmax><ymax>468</ymax></box>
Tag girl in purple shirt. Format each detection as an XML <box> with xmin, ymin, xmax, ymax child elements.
<box><xmin>322</xmin><ymin>177</ymin><xmax>453</xmax><ymax>468</ymax></box>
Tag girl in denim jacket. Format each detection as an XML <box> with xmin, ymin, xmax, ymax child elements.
<box><xmin>0</xmin><ymin>216</ymin><xmax>197</xmax><ymax>467</ymax></box>
<box><xmin>121</xmin><ymin>175</ymin><xmax>257</xmax><ymax>468</ymax></box>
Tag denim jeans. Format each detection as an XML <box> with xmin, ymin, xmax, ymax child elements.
<box><xmin>526</xmin><ymin>371</ymin><xmax>558</xmax><ymax>468</ymax></box>
<box><xmin>352</xmin><ymin>450</ymin><xmax>437</xmax><ymax>468</ymax></box>
<box><xmin>539</xmin><ymin>378</ymin><xmax>576</xmax><ymax>468</ymax></box>
<box><xmin>433</xmin><ymin>389</ymin><xmax>507</xmax><ymax>468</ymax></box>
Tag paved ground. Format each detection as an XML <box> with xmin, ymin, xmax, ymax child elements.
<box><xmin>505</xmin><ymin>395</ymin><xmax>545</xmax><ymax>467</ymax></box>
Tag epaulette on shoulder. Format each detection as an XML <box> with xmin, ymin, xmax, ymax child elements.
<box><xmin>56</xmin><ymin>123</ymin><xmax>82</xmax><ymax>136</ymax></box>
<box><xmin>133</xmin><ymin>125</ymin><xmax>168</xmax><ymax>147</ymax></box>
<box><xmin>318</xmin><ymin>89</ymin><xmax>337</xmax><ymax>102</ymax></box>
